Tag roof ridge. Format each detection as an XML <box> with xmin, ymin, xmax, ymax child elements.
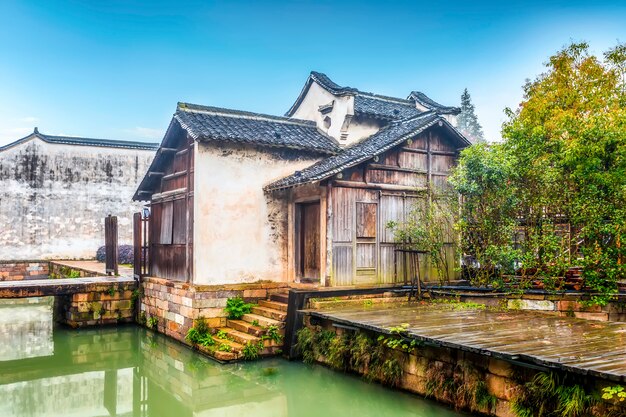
<box><xmin>309</xmin><ymin>71</ymin><xmax>357</xmax><ymax>95</ymax></box>
<box><xmin>408</xmin><ymin>91</ymin><xmax>460</xmax><ymax>114</ymax></box>
<box><xmin>39</xmin><ymin>132</ymin><xmax>158</xmax><ymax>146</ymax></box>
<box><xmin>178</xmin><ymin>102</ymin><xmax>317</xmax><ymax>127</ymax></box>
<box><xmin>0</xmin><ymin>129</ymin><xmax>159</xmax><ymax>152</ymax></box>
<box><xmin>355</xmin><ymin>92</ymin><xmax>414</xmax><ymax>105</ymax></box>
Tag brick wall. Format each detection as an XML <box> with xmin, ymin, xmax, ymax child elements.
<box><xmin>139</xmin><ymin>277</ymin><xmax>287</xmax><ymax>344</ymax></box>
<box><xmin>0</xmin><ymin>261</ymin><xmax>49</xmax><ymax>281</ymax></box>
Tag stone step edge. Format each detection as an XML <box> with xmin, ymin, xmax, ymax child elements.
<box><xmin>251</xmin><ymin>305</ymin><xmax>287</xmax><ymax>321</ymax></box>
<box><xmin>258</xmin><ymin>299</ymin><xmax>288</xmax><ymax>312</ymax></box>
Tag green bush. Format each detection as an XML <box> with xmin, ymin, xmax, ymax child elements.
<box><xmin>224</xmin><ymin>297</ymin><xmax>254</xmax><ymax>320</ymax></box>
<box><xmin>295</xmin><ymin>327</ymin><xmax>315</xmax><ymax>364</ymax></box>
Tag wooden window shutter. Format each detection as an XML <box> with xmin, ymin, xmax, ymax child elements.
<box><xmin>160</xmin><ymin>201</ymin><xmax>173</xmax><ymax>244</ymax></box>
<box><xmin>356</xmin><ymin>202</ymin><xmax>377</xmax><ymax>238</ymax></box>
<box><xmin>172</xmin><ymin>198</ymin><xmax>186</xmax><ymax>244</ymax></box>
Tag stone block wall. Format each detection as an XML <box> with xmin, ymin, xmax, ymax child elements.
<box><xmin>139</xmin><ymin>277</ymin><xmax>287</xmax><ymax>344</ymax></box>
<box><xmin>57</xmin><ymin>282</ymin><xmax>136</xmax><ymax>328</ymax></box>
<box><xmin>0</xmin><ymin>261</ymin><xmax>49</xmax><ymax>281</ymax></box>
<box><xmin>304</xmin><ymin>316</ymin><xmax>622</xmax><ymax>417</ymax></box>
<box><xmin>49</xmin><ymin>262</ymin><xmax>98</xmax><ymax>279</ymax></box>
<box><xmin>436</xmin><ymin>291</ymin><xmax>626</xmax><ymax>322</ymax></box>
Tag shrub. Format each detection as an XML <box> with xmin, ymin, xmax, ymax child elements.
<box><xmin>295</xmin><ymin>327</ymin><xmax>315</xmax><ymax>364</ymax></box>
<box><xmin>242</xmin><ymin>341</ymin><xmax>263</xmax><ymax>360</ymax></box>
<box><xmin>224</xmin><ymin>297</ymin><xmax>253</xmax><ymax>320</ymax></box>
<box><xmin>96</xmin><ymin>244</ymin><xmax>135</xmax><ymax>265</ymax></box>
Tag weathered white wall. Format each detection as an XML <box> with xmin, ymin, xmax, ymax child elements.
<box><xmin>0</xmin><ymin>138</ymin><xmax>154</xmax><ymax>260</ymax></box>
<box><xmin>192</xmin><ymin>143</ymin><xmax>320</xmax><ymax>285</ymax></box>
<box><xmin>290</xmin><ymin>81</ymin><xmax>392</xmax><ymax>146</ymax></box>
<box><xmin>290</xmin><ymin>82</ymin><xmax>358</xmax><ymax>145</ymax></box>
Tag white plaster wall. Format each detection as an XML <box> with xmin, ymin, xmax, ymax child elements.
<box><xmin>344</xmin><ymin>117</ymin><xmax>384</xmax><ymax>144</ymax></box>
<box><xmin>290</xmin><ymin>82</ymin><xmax>354</xmax><ymax>144</ymax></box>
<box><xmin>192</xmin><ymin>143</ymin><xmax>320</xmax><ymax>285</ymax></box>
<box><xmin>0</xmin><ymin>138</ymin><xmax>154</xmax><ymax>260</ymax></box>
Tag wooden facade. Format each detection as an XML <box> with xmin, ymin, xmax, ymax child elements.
<box><xmin>147</xmin><ymin>134</ymin><xmax>194</xmax><ymax>282</ymax></box>
<box><xmin>288</xmin><ymin>126</ymin><xmax>461</xmax><ymax>286</ymax></box>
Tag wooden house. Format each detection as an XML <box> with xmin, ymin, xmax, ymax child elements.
<box><xmin>133</xmin><ymin>72</ymin><xmax>471</xmax><ymax>287</ymax></box>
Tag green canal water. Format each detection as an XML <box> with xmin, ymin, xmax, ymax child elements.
<box><xmin>0</xmin><ymin>297</ymin><xmax>467</xmax><ymax>417</ymax></box>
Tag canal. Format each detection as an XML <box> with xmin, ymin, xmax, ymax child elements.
<box><xmin>0</xmin><ymin>297</ymin><xmax>468</xmax><ymax>417</ymax></box>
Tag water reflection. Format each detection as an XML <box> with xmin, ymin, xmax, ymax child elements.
<box><xmin>0</xmin><ymin>297</ymin><xmax>54</xmax><ymax>361</ymax></box>
<box><xmin>0</xmin><ymin>299</ymin><xmax>464</xmax><ymax>417</ymax></box>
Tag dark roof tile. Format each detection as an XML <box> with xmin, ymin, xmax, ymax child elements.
<box><xmin>265</xmin><ymin>112</ymin><xmax>470</xmax><ymax>191</ymax></box>
<box><xmin>409</xmin><ymin>91</ymin><xmax>461</xmax><ymax>115</ymax></box>
<box><xmin>176</xmin><ymin>102</ymin><xmax>340</xmax><ymax>154</ymax></box>
<box><xmin>353</xmin><ymin>94</ymin><xmax>420</xmax><ymax>120</ymax></box>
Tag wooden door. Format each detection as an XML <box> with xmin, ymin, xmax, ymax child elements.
<box><xmin>355</xmin><ymin>202</ymin><xmax>377</xmax><ymax>284</ymax></box>
<box><xmin>298</xmin><ymin>202</ymin><xmax>320</xmax><ymax>281</ymax></box>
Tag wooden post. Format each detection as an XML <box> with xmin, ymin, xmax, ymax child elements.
<box><xmin>133</xmin><ymin>212</ymin><xmax>141</xmax><ymax>281</ymax></box>
<box><xmin>105</xmin><ymin>215</ymin><xmax>118</xmax><ymax>276</ymax></box>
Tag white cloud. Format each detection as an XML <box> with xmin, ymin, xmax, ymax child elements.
<box><xmin>19</xmin><ymin>116</ymin><xmax>38</xmax><ymax>123</ymax></box>
<box><xmin>123</xmin><ymin>127</ymin><xmax>163</xmax><ymax>140</ymax></box>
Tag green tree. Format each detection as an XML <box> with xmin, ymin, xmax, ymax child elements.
<box><xmin>449</xmin><ymin>143</ymin><xmax>519</xmax><ymax>285</ymax></box>
<box><xmin>457</xmin><ymin>88</ymin><xmax>485</xmax><ymax>143</ymax></box>
<box><xmin>453</xmin><ymin>42</ymin><xmax>626</xmax><ymax>302</ymax></box>
<box><xmin>503</xmin><ymin>42</ymin><xmax>626</xmax><ymax>302</ymax></box>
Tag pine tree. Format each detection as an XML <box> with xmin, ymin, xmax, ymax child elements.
<box><xmin>457</xmin><ymin>88</ymin><xmax>485</xmax><ymax>142</ymax></box>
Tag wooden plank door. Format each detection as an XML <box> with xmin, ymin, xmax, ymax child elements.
<box><xmin>355</xmin><ymin>202</ymin><xmax>377</xmax><ymax>284</ymax></box>
<box><xmin>299</xmin><ymin>202</ymin><xmax>320</xmax><ymax>281</ymax></box>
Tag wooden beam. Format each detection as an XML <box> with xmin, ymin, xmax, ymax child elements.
<box><xmin>159</xmin><ymin>147</ymin><xmax>178</xmax><ymax>153</ymax></box>
<box><xmin>401</xmin><ymin>147</ymin><xmax>457</xmax><ymax>156</ymax></box>
<box><xmin>333</xmin><ymin>180</ymin><xmax>427</xmax><ymax>193</ymax></box>
<box><xmin>367</xmin><ymin>163</ymin><xmax>427</xmax><ymax>175</ymax></box>
<box><xmin>162</xmin><ymin>171</ymin><xmax>187</xmax><ymax>181</ymax></box>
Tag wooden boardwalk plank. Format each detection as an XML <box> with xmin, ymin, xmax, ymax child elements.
<box><xmin>308</xmin><ymin>304</ymin><xmax>626</xmax><ymax>381</ymax></box>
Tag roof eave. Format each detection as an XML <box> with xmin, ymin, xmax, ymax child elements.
<box><xmin>132</xmin><ymin>117</ymin><xmax>185</xmax><ymax>201</ymax></box>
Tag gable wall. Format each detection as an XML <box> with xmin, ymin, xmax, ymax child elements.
<box><xmin>192</xmin><ymin>142</ymin><xmax>321</xmax><ymax>285</ymax></box>
<box><xmin>0</xmin><ymin>137</ymin><xmax>155</xmax><ymax>259</ymax></box>
<box><xmin>289</xmin><ymin>82</ymin><xmax>355</xmax><ymax>144</ymax></box>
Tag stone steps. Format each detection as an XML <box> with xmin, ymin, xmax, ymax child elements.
<box><xmin>217</xmin><ymin>327</ymin><xmax>260</xmax><ymax>345</ymax></box>
<box><xmin>198</xmin><ymin>295</ymin><xmax>288</xmax><ymax>362</ymax></box>
<box><xmin>227</xmin><ymin>319</ymin><xmax>265</xmax><ymax>337</ymax></box>
<box><xmin>270</xmin><ymin>292</ymin><xmax>289</xmax><ymax>304</ymax></box>
<box><xmin>242</xmin><ymin>313</ymin><xmax>283</xmax><ymax>328</ymax></box>
<box><xmin>258</xmin><ymin>299</ymin><xmax>288</xmax><ymax>312</ymax></box>
<box><xmin>251</xmin><ymin>305</ymin><xmax>287</xmax><ymax>321</ymax></box>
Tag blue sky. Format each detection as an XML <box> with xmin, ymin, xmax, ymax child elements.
<box><xmin>0</xmin><ymin>0</ymin><xmax>625</xmax><ymax>146</ymax></box>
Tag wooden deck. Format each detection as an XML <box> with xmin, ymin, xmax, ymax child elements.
<box><xmin>308</xmin><ymin>304</ymin><xmax>626</xmax><ymax>382</ymax></box>
<box><xmin>0</xmin><ymin>276</ymin><xmax>135</xmax><ymax>298</ymax></box>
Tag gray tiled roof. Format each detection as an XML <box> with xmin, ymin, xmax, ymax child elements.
<box><xmin>409</xmin><ymin>91</ymin><xmax>461</xmax><ymax>115</ymax></box>
<box><xmin>353</xmin><ymin>94</ymin><xmax>420</xmax><ymax>120</ymax></box>
<box><xmin>265</xmin><ymin>112</ymin><xmax>470</xmax><ymax>191</ymax></box>
<box><xmin>0</xmin><ymin>129</ymin><xmax>159</xmax><ymax>152</ymax></box>
<box><xmin>287</xmin><ymin>71</ymin><xmax>458</xmax><ymax>121</ymax></box>
<box><xmin>176</xmin><ymin>102</ymin><xmax>340</xmax><ymax>154</ymax></box>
